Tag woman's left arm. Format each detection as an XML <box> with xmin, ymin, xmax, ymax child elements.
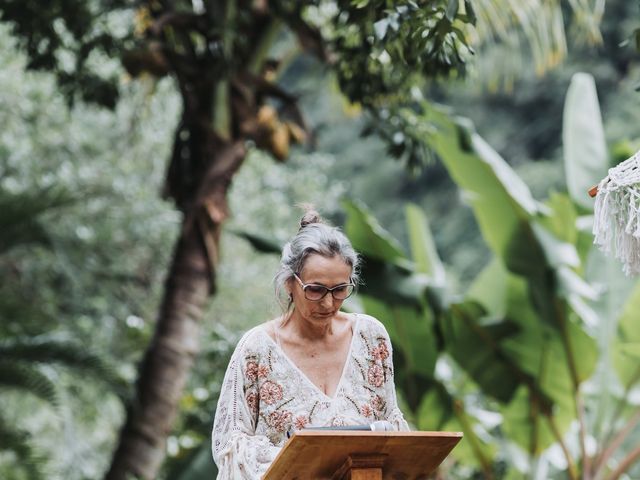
<box><xmin>381</xmin><ymin>330</ymin><xmax>411</xmax><ymax>431</ymax></box>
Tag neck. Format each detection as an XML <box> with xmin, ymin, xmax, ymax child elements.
<box><xmin>286</xmin><ymin>309</ymin><xmax>336</xmax><ymax>341</ymax></box>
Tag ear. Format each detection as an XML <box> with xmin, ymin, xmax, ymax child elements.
<box><xmin>285</xmin><ymin>277</ymin><xmax>295</xmax><ymax>296</ymax></box>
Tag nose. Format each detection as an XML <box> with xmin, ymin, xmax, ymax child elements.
<box><xmin>320</xmin><ymin>292</ymin><xmax>335</xmax><ymax>309</ymax></box>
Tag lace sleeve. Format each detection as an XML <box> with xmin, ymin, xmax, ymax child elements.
<box><xmin>212</xmin><ymin>331</ymin><xmax>280</xmax><ymax>479</ymax></box>
<box><xmin>377</xmin><ymin>320</ymin><xmax>411</xmax><ymax>432</ymax></box>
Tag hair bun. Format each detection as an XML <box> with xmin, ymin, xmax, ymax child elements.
<box><xmin>298</xmin><ymin>204</ymin><xmax>323</xmax><ymax>230</ymax></box>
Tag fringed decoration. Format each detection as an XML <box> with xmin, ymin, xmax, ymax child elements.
<box><xmin>593</xmin><ymin>151</ymin><xmax>640</xmax><ymax>275</ymax></box>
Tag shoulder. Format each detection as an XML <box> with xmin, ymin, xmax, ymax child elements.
<box><xmin>232</xmin><ymin>323</ymin><xmax>271</xmax><ymax>357</ymax></box>
<box><xmin>355</xmin><ymin>313</ymin><xmax>391</xmax><ymax>341</ymax></box>
<box><xmin>353</xmin><ymin>314</ymin><xmax>395</xmax><ymax>365</ymax></box>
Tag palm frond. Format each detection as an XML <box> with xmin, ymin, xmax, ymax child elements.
<box><xmin>467</xmin><ymin>0</ymin><xmax>604</xmax><ymax>82</ymax></box>
<box><xmin>0</xmin><ymin>291</ymin><xmax>54</xmax><ymax>337</ymax></box>
<box><xmin>0</xmin><ymin>185</ymin><xmax>76</xmax><ymax>255</ymax></box>
<box><xmin>0</xmin><ymin>412</ymin><xmax>46</xmax><ymax>479</ymax></box>
<box><xmin>566</xmin><ymin>0</ymin><xmax>605</xmax><ymax>44</ymax></box>
<box><xmin>0</xmin><ymin>361</ymin><xmax>58</xmax><ymax>406</ymax></box>
<box><xmin>0</xmin><ymin>335</ymin><xmax>127</xmax><ymax>397</ymax></box>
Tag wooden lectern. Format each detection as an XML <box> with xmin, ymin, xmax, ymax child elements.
<box><xmin>263</xmin><ymin>431</ymin><xmax>463</xmax><ymax>480</ymax></box>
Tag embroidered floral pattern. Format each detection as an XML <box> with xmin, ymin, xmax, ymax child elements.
<box><xmin>372</xmin><ymin>340</ymin><xmax>390</xmax><ymax>361</ymax></box>
<box><xmin>368</xmin><ymin>364</ymin><xmax>384</xmax><ymax>387</ymax></box>
<box><xmin>260</xmin><ymin>381</ymin><xmax>283</xmax><ymax>405</ymax></box>
<box><xmin>258</xmin><ymin>364</ymin><xmax>270</xmax><ymax>379</ymax></box>
<box><xmin>294</xmin><ymin>415</ymin><xmax>308</xmax><ymax>430</ymax></box>
<box><xmin>361</xmin><ymin>403</ymin><xmax>373</xmax><ymax>418</ymax></box>
<box><xmin>362</xmin><ymin>335</ymin><xmax>392</xmax><ymax>393</ymax></box>
<box><xmin>371</xmin><ymin>394</ymin><xmax>386</xmax><ymax>413</ymax></box>
<box><xmin>246</xmin><ymin>391</ymin><xmax>258</xmax><ymax>414</ymax></box>
<box><xmin>268</xmin><ymin>410</ymin><xmax>293</xmax><ymax>432</ymax></box>
<box><xmin>245</xmin><ymin>361</ymin><xmax>259</xmax><ymax>382</ymax></box>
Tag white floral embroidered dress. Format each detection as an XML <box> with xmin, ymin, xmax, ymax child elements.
<box><xmin>211</xmin><ymin>313</ymin><xmax>409</xmax><ymax>479</ymax></box>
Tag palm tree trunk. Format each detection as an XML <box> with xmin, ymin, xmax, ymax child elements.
<box><xmin>105</xmin><ymin>133</ymin><xmax>247</xmax><ymax>479</ymax></box>
<box><xmin>105</xmin><ymin>217</ymin><xmax>211</xmax><ymax>479</ymax></box>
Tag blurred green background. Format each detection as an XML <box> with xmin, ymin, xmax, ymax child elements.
<box><xmin>1</xmin><ymin>1</ymin><xmax>640</xmax><ymax>479</ymax></box>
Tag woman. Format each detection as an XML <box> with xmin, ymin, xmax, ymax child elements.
<box><xmin>212</xmin><ymin>210</ymin><xmax>409</xmax><ymax>479</ymax></box>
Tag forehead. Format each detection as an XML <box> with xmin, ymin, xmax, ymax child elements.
<box><xmin>299</xmin><ymin>254</ymin><xmax>352</xmax><ymax>284</ymax></box>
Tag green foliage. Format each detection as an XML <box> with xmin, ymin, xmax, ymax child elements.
<box><xmin>327</xmin><ymin>0</ymin><xmax>473</xmax><ymax>106</ymax></box>
<box><xmin>333</xmin><ymin>80</ymin><xmax>640</xmax><ymax>477</ymax></box>
<box><xmin>0</xmin><ymin>334</ymin><xmax>125</xmax><ymax>478</ymax></box>
<box><xmin>343</xmin><ymin>199</ymin><xmax>406</xmax><ymax>262</ymax></box>
<box><xmin>236</xmin><ymin>150</ymin><xmax>638</xmax><ymax>476</ymax></box>
<box><xmin>427</xmin><ymin>106</ymin><xmax>540</xmax><ymax>254</ymax></box>
<box><xmin>0</xmin><ymin>187</ymin><xmax>75</xmax><ymax>254</ymax></box>
<box><xmin>0</xmin><ymin>23</ymin><xmax>183</xmax><ymax>476</ymax></box>
<box><xmin>469</xmin><ymin>0</ymin><xmax>605</xmax><ymax>85</ymax></box>
<box><xmin>0</xmin><ymin>361</ymin><xmax>58</xmax><ymax>406</ymax></box>
<box><xmin>443</xmin><ymin>301</ymin><xmax>521</xmax><ymax>403</ymax></box>
<box><xmin>562</xmin><ymin>73</ymin><xmax>608</xmax><ymax>211</ymax></box>
<box><xmin>342</xmin><ymin>201</ymin><xmax>500</xmax><ymax>474</ymax></box>
<box><xmin>343</xmin><ymin>200</ymin><xmax>435</xmax><ymax>310</ymax></box>
<box><xmin>0</xmin><ymin>5</ymin><xmax>477</xmax><ymax>475</ymax></box>
<box><xmin>0</xmin><ymin>335</ymin><xmax>125</xmax><ymax>394</ymax></box>
<box><xmin>0</xmin><ymin>176</ymin><xmax>128</xmax><ymax>477</ymax></box>
<box><xmin>405</xmin><ymin>203</ymin><xmax>446</xmax><ymax>284</ymax></box>
<box><xmin>165</xmin><ymin>441</ymin><xmax>217</xmax><ymax>480</ymax></box>
<box><xmin>0</xmin><ymin>414</ymin><xmax>46</xmax><ymax>480</ymax></box>
<box><xmin>613</xmin><ymin>282</ymin><xmax>640</xmax><ymax>390</ymax></box>
<box><xmin>0</xmin><ymin>0</ymin><xmax>132</xmax><ymax>107</ymax></box>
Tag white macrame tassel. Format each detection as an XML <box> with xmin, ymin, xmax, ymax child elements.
<box><xmin>593</xmin><ymin>151</ymin><xmax>640</xmax><ymax>275</ymax></box>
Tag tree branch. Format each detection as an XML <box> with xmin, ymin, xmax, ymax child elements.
<box><xmin>593</xmin><ymin>409</ymin><xmax>640</xmax><ymax>480</ymax></box>
<box><xmin>606</xmin><ymin>444</ymin><xmax>640</xmax><ymax>480</ymax></box>
<box><xmin>554</xmin><ymin>298</ymin><xmax>589</xmax><ymax>478</ymax></box>
<box><xmin>452</xmin><ymin>400</ymin><xmax>494</xmax><ymax>479</ymax></box>
<box><xmin>149</xmin><ymin>11</ymin><xmax>209</xmax><ymax>37</ymax></box>
<box><xmin>546</xmin><ymin>413</ymin><xmax>579</xmax><ymax>480</ymax></box>
<box><xmin>594</xmin><ymin>367</ymin><xmax>640</xmax><ymax>474</ymax></box>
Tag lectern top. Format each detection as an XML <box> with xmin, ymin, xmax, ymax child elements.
<box><xmin>263</xmin><ymin>430</ymin><xmax>463</xmax><ymax>480</ymax></box>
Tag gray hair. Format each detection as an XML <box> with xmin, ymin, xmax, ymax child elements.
<box><xmin>274</xmin><ymin>213</ymin><xmax>360</xmax><ymax>312</ymax></box>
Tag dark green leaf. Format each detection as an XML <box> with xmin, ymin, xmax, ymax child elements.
<box><xmin>562</xmin><ymin>73</ymin><xmax>608</xmax><ymax>211</ymax></box>
<box><xmin>445</xmin><ymin>0</ymin><xmax>459</xmax><ymax>23</ymax></box>
<box><xmin>442</xmin><ymin>301</ymin><xmax>522</xmax><ymax>402</ymax></box>
<box><xmin>343</xmin><ymin>199</ymin><xmax>407</xmax><ymax>263</ymax></box>
<box><xmin>361</xmin><ymin>296</ymin><xmax>438</xmax><ymax>379</ymax></box>
<box><xmin>0</xmin><ymin>361</ymin><xmax>58</xmax><ymax>406</ymax></box>
<box><xmin>230</xmin><ymin>230</ymin><xmax>284</xmax><ymax>254</ymax></box>
<box><xmin>464</xmin><ymin>0</ymin><xmax>476</xmax><ymax>25</ymax></box>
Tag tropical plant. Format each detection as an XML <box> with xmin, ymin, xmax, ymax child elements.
<box><xmin>348</xmin><ymin>74</ymin><xmax>640</xmax><ymax>479</ymax></box>
<box><xmin>238</xmin><ymin>72</ymin><xmax>640</xmax><ymax>478</ymax></box>
<box><xmin>0</xmin><ymin>334</ymin><xmax>125</xmax><ymax>479</ymax></box>
<box><xmin>468</xmin><ymin>0</ymin><xmax>605</xmax><ymax>87</ymax></box>
<box><xmin>0</xmin><ymin>186</ymin><xmax>124</xmax><ymax>478</ymax></box>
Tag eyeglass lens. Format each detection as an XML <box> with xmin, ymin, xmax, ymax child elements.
<box><xmin>304</xmin><ymin>284</ymin><xmax>354</xmax><ymax>300</ymax></box>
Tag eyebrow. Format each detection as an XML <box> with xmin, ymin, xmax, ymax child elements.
<box><xmin>298</xmin><ymin>277</ymin><xmax>352</xmax><ymax>288</ymax></box>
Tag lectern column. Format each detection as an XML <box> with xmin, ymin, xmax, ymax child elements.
<box><xmin>332</xmin><ymin>453</ymin><xmax>387</xmax><ymax>480</ymax></box>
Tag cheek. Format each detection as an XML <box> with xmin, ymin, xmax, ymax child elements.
<box><xmin>292</xmin><ymin>293</ymin><xmax>310</xmax><ymax>310</ymax></box>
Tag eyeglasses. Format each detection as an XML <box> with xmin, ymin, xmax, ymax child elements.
<box><xmin>293</xmin><ymin>273</ymin><xmax>355</xmax><ymax>301</ymax></box>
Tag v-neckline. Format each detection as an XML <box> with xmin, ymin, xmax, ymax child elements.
<box><xmin>261</xmin><ymin>314</ymin><xmax>359</xmax><ymax>401</ymax></box>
